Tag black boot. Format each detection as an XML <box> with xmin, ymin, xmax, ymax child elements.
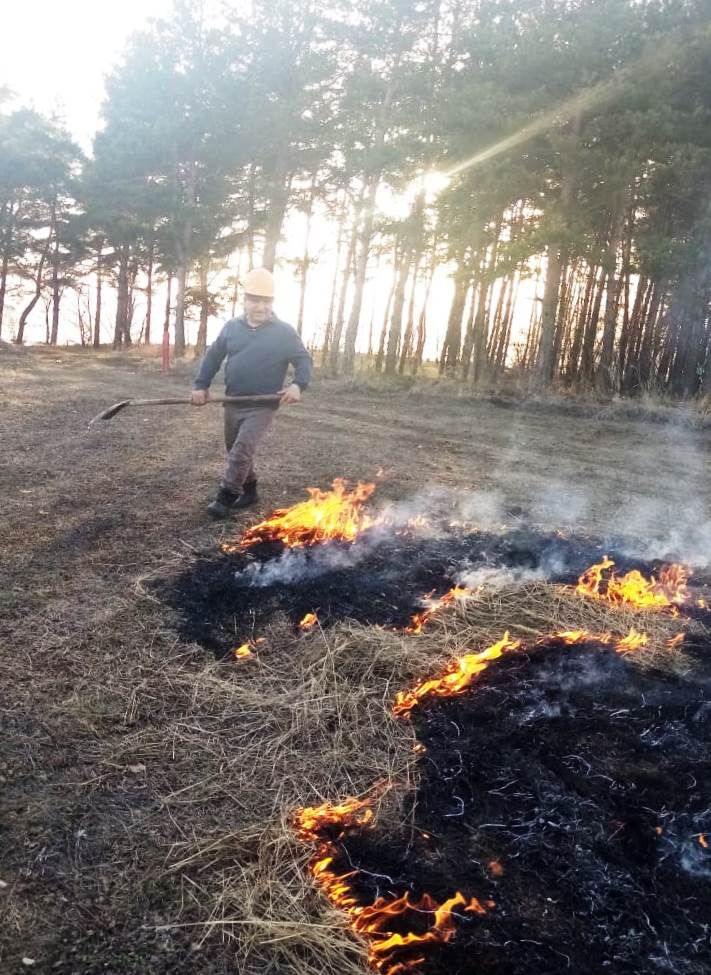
<box><xmin>231</xmin><ymin>479</ymin><xmax>258</xmax><ymax>510</ymax></box>
<box><xmin>206</xmin><ymin>485</ymin><xmax>240</xmax><ymax>519</ymax></box>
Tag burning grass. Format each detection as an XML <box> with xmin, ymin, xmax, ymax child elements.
<box><xmin>4</xmin><ymin>535</ymin><xmax>709</xmax><ymax>974</ymax></box>
<box><xmin>6</xmin><ymin>349</ymin><xmax>711</xmax><ymax>975</ymax></box>
<box><xmin>141</xmin><ymin>574</ymin><xmax>705</xmax><ymax>974</ymax></box>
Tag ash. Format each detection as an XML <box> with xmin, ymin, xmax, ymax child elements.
<box><xmin>156</xmin><ymin>525</ymin><xmax>641</xmax><ymax>655</ymax></box>
<box><xmin>332</xmin><ymin>637</ymin><xmax>711</xmax><ymax>975</ymax></box>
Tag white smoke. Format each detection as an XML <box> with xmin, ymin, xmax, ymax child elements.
<box><xmin>456</xmin><ymin>564</ymin><xmax>549</xmax><ymax>590</ymax></box>
<box><xmin>235</xmin><ymin>543</ymin><xmax>369</xmax><ymax>588</ymax></box>
<box><xmin>607</xmin><ymin>420</ymin><xmax>711</xmax><ymax>568</ymax></box>
<box><xmin>530</xmin><ymin>481</ymin><xmax>591</xmax><ymax>528</ymax></box>
<box><xmin>456</xmin><ymin>489</ymin><xmax>507</xmax><ymax>527</ymax></box>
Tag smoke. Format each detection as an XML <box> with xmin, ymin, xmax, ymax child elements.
<box><xmin>234</xmin><ymin>542</ymin><xmax>370</xmax><ymax>588</ymax></box>
<box><xmin>530</xmin><ymin>482</ymin><xmax>591</xmax><ymax>528</ymax></box>
<box><xmin>456</xmin><ymin>489</ymin><xmax>507</xmax><ymax>526</ymax></box>
<box><xmin>608</xmin><ymin>422</ymin><xmax>711</xmax><ymax>568</ymax></box>
<box><xmin>456</xmin><ymin>564</ymin><xmax>548</xmax><ymax>590</ymax></box>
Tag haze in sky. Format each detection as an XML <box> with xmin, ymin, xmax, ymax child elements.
<box><xmin>1</xmin><ymin>0</ymin><xmax>174</xmax><ymax>148</ymax></box>
<box><xmin>0</xmin><ymin>0</ymin><xmax>538</xmax><ymax>356</ymax></box>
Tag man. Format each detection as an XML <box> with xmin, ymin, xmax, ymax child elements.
<box><xmin>191</xmin><ymin>267</ymin><xmax>312</xmax><ymax>519</ymax></box>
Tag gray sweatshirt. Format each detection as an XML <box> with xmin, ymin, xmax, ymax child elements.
<box><xmin>193</xmin><ymin>314</ymin><xmax>312</xmax><ymax>396</ymax></box>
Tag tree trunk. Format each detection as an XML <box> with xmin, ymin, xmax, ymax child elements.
<box><xmin>439</xmin><ymin>269</ymin><xmax>469</xmax><ymax>376</ymax></box>
<box><xmin>15</xmin><ymin>227</ymin><xmax>52</xmax><ymax>345</ymax></box>
<box><xmin>144</xmin><ymin>239</ymin><xmax>154</xmax><ymax>344</ymax></box>
<box><xmin>328</xmin><ymin>196</ymin><xmax>363</xmax><ymax>375</ymax></box>
<box><xmin>580</xmin><ymin>268</ymin><xmax>607</xmax><ymax>383</ymax></box>
<box><xmin>262</xmin><ymin>174</ymin><xmax>293</xmax><ymax>271</ymax></box>
<box><xmin>597</xmin><ymin>208</ymin><xmax>625</xmax><ymax>393</ymax></box>
<box><xmin>0</xmin><ymin>199</ymin><xmax>19</xmax><ymax>339</ymax></box>
<box><xmin>459</xmin><ymin>283</ymin><xmax>479</xmax><ymax>380</ymax></box>
<box><xmin>174</xmin><ymin>159</ymin><xmax>198</xmax><ymax>357</ymax></box>
<box><xmin>322</xmin><ymin>195</ymin><xmax>348</xmax><ymax>365</ymax></box>
<box><xmin>93</xmin><ymin>241</ymin><xmax>103</xmax><ymax>348</ymax></box>
<box><xmin>195</xmin><ymin>258</ymin><xmax>209</xmax><ymax>357</ymax></box>
<box><xmin>49</xmin><ymin>213</ymin><xmax>61</xmax><ymax>345</ymax></box>
<box><xmin>375</xmin><ymin>256</ymin><xmax>400</xmax><ymax>373</ymax></box>
<box><xmin>0</xmin><ymin>251</ymin><xmax>9</xmax><ymax>341</ymax></box>
<box><xmin>341</xmin><ymin>50</ymin><xmax>402</xmax><ymax>376</ymax></box>
<box><xmin>341</xmin><ymin>173</ymin><xmax>380</xmax><ymax>375</ymax></box>
<box><xmin>536</xmin><ymin>245</ymin><xmax>562</xmax><ymax>387</ymax></box>
<box><xmin>384</xmin><ymin>254</ymin><xmax>411</xmax><ymax>375</ymax></box>
<box><xmin>398</xmin><ymin>256</ymin><xmax>420</xmax><ymax>375</ymax></box>
<box><xmin>296</xmin><ymin>176</ymin><xmax>317</xmax><ymax>338</ymax></box>
<box><xmin>164</xmin><ymin>275</ymin><xmax>173</xmax><ymax>334</ymax></box>
<box><xmin>567</xmin><ymin>262</ymin><xmax>597</xmax><ymax>380</ymax></box>
<box><xmin>411</xmin><ymin>237</ymin><xmax>438</xmax><ymax>376</ymax></box>
<box><xmin>113</xmin><ymin>245</ymin><xmax>130</xmax><ymax>349</ymax></box>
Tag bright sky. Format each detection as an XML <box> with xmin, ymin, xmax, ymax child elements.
<box><xmin>0</xmin><ymin>0</ymin><xmax>538</xmax><ymax>358</ymax></box>
<box><xmin>1</xmin><ymin>0</ymin><xmax>174</xmax><ymax>149</ymax></box>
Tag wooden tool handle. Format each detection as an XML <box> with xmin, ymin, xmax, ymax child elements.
<box><xmin>129</xmin><ymin>395</ymin><xmax>281</xmax><ymax>406</ymax></box>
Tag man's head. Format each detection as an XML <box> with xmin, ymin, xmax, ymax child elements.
<box><xmin>243</xmin><ymin>267</ymin><xmax>274</xmax><ymax>326</ymax></box>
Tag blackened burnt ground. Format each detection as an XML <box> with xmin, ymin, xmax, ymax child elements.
<box><xmin>326</xmin><ymin>637</ymin><xmax>711</xmax><ymax>975</ymax></box>
<box><xmin>156</xmin><ymin>526</ymin><xmax>681</xmax><ymax>656</ymax></box>
<box><xmin>4</xmin><ymin>348</ymin><xmax>711</xmax><ymax>975</ymax></box>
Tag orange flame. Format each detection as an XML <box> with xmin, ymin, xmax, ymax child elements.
<box><xmin>295</xmin><ymin>795</ymin><xmax>376</xmax><ymax>843</ymax></box>
<box><xmin>487</xmin><ymin>860</ymin><xmax>504</xmax><ymax>877</ymax></box>
<box><xmin>295</xmin><ymin>794</ymin><xmax>489</xmax><ymax>974</ymax></box>
<box><xmin>699</xmin><ymin>834</ymin><xmax>709</xmax><ymax>849</ymax></box>
<box><xmin>228</xmin><ymin>478</ymin><xmax>378</xmax><ymax>550</ymax></box>
<box><xmin>576</xmin><ymin>558</ymin><xmax>689</xmax><ymax>613</ymax></box>
<box><xmin>615</xmin><ymin>628</ymin><xmax>649</xmax><ymax>653</ymax></box>
<box><xmin>405</xmin><ymin>585</ymin><xmax>474</xmax><ymax>634</ymax></box>
<box><xmin>299</xmin><ymin>612</ymin><xmax>319</xmax><ymax>630</ymax></box>
<box><xmin>666</xmin><ymin>632</ymin><xmax>685</xmax><ymax>649</ymax></box>
<box><xmin>232</xmin><ymin>636</ymin><xmax>265</xmax><ymax>659</ymax></box>
<box><xmin>393</xmin><ymin>632</ymin><xmax>523</xmax><ymax>716</ymax></box>
<box><xmin>394</xmin><ymin>629</ymin><xmax>649</xmax><ymax>717</ymax></box>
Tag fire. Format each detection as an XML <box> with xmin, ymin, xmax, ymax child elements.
<box><xmin>229</xmin><ymin>478</ymin><xmax>378</xmax><ymax>549</ymax></box>
<box><xmin>699</xmin><ymin>834</ymin><xmax>709</xmax><ymax>849</ymax></box>
<box><xmin>295</xmin><ymin>794</ymin><xmax>489</xmax><ymax>974</ymax></box>
<box><xmin>615</xmin><ymin>628</ymin><xmax>649</xmax><ymax>653</ymax></box>
<box><xmin>576</xmin><ymin>557</ymin><xmax>689</xmax><ymax>613</ymax></box>
<box><xmin>232</xmin><ymin>636</ymin><xmax>265</xmax><ymax>659</ymax></box>
<box><xmin>551</xmin><ymin>629</ymin><xmax>648</xmax><ymax>652</ymax></box>
<box><xmin>393</xmin><ymin>632</ymin><xmax>523</xmax><ymax>716</ymax></box>
<box><xmin>667</xmin><ymin>632</ymin><xmax>685</xmax><ymax>649</ymax></box>
<box><xmin>394</xmin><ymin>629</ymin><xmax>650</xmax><ymax>717</ymax></box>
<box><xmin>488</xmin><ymin>860</ymin><xmax>504</xmax><ymax>877</ymax></box>
<box><xmin>405</xmin><ymin>585</ymin><xmax>474</xmax><ymax>634</ymax></box>
<box><xmin>299</xmin><ymin>611</ymin><xmax>318</xmax><ymax>630</ymax></box>
<box><xmin>295</xmin><ymin>794</ymin><xmax>376</xmax><ymax>843</ymax></box>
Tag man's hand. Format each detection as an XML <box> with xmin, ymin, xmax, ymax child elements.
<box><xmin>191</xmin><ymin>389</ymin><xmax>209</xmax><ymax>406</ymax></box>
<box><xmin>279</xmin><ymin>383</ymin><xmax>302</xmax><ymax>406</ymax></box>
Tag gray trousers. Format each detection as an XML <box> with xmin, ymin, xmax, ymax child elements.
<box><xmin>222</xmin><ymin>406</ymin><xmax>275</xmax><ymax>492</ymax></box>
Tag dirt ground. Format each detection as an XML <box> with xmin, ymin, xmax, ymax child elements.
<box><xmin>2</xmin><ymin>346</ymin><xmax>710</xmax><ymax>974</ymax></box>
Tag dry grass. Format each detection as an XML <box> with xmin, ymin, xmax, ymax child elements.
<box><xmin>2</xmin><ymin>348</ymin><xmax>710</xmax><ymax>974</ymax></box>
<box><xmin>2</xmin><ymin>541</ymin><xmax>704</xmax><ymax>973</ymax></box>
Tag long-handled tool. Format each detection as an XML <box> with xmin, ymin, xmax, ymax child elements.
<box><xmin>89</xmin><ymin>394</ymin><xmax>281</xmax><ymax>427</ymax></box>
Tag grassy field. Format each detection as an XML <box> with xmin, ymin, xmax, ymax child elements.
<box><xmin>2</xmin><ymin>345</ymin><xmax>710</xmax><ymax>974</ymax></box>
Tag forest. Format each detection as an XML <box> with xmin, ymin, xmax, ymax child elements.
<box><xmin>1</xmin><ymin>0</ymin><xmax>710</xmax><ymax>398</ymax></box>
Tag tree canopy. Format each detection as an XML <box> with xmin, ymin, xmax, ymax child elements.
<box><xmin>2</xmin><ymin>0</ymin><xmax>711</xmax><ymax>398</ymax></box>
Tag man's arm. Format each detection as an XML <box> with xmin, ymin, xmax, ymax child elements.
<box><xmin>279</xmin><ymin>332</ymin><xmax>312</xmax><ymax>406</ymax></box>
<box><xmin>193</xmin><ymin>326</ymin><xmax>229</xmax><ymax>394</ymax></box>
<box><xmin>288</xmin><ymin>332</ymin><xmax>312</xmax><ymax>392</ymax></box>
